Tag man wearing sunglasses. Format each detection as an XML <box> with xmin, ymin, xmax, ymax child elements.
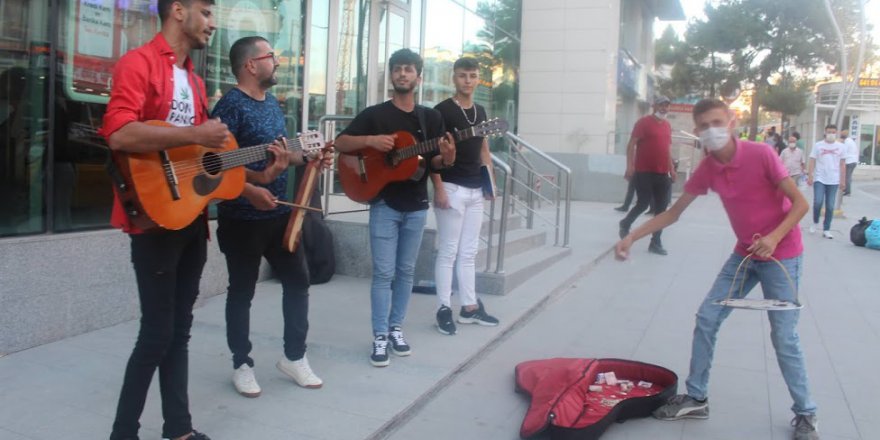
<box><xmin>211</xmin><ymin>36</ymin><xmax>330</xmax><ymax>398</ymax></box>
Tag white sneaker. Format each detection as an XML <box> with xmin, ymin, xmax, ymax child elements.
<box><xmin>823</xmin><ymin>230</ymin><xmax>833</xmax><ymax>239</ymax></box>
<box><xmin>232</xmin><ymin>364</ymin><xmax>261</xmax><ymax>398</ymax></box>
<box><xmin>277</xmin><ymin>355</ymin><xmax>323</xmax><ymax>389</ymax></box>
<box><xmin>809</xmin><ymin>223</ymin><xmax>817</xmax><ymax>233</ymax></box>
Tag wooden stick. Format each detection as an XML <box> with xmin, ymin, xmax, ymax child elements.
<box><xmin>274</xmin><ymin>199</ymin><xmax>323</xmax><ymax>213</ymax></box>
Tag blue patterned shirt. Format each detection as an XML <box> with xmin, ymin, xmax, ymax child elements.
<box><xmin>212</xmin><ymin>88</ymin><xmax>291</xmax><ymax>220</ymax></box>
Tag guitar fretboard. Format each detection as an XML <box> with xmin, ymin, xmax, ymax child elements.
<box><xmin>216</xmin><ymin>138</ymin><xmax>307</xmax><ymax>170</ymax></box>
<box><xmin>392</xmin><ymin>126</ymin><xmax>478</xmax><ymax>161</ymax></box>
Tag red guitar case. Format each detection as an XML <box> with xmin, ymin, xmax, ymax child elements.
<box><xmin>515</xmin><ymin>358</ymin><xmax>678</xmax><ymax>439</ymax></box>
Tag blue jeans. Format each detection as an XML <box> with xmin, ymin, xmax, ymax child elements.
<box><xmin>369</xmin><ymin>200</ymin><xmax>427</xmax><ymax>336</ymax></box>
<box><xmin>812</xmin><ymin>182</ymin><xmax>838</xmax><ymax>231</ymax></box>
<box><xmin>686</xmin><ymin>253</ymin><xmax>817</xmax><ymax>415</ymax></box>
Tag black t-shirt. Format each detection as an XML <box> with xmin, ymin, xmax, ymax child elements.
<box><xmin>339</xmin><ymin>100</ymin><xmax>445</xmax><ymax>212</ymax></box>
<box><xmin>434</xmin><ymin>98</ymin><xmax>488</xmax><ymax>188</ymax></box>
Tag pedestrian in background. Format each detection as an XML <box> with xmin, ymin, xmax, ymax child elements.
<box><xmin>618</xmin><ymin>95</ymin><xmax>675</xmax><ymax>256</ymax></box>
<box><xmin>840</xmin><ymin>129</ymin><xmax>858</xmax><ymax>196</ymax></box>
<box><xmin>807</xmin><ymin>124</ymin><xmax>846</xmax><ymax>238</ymax></box>
<box><xmin>780</xmin><ymin>132</ymin><xmax>805</xmax><ymax>184</ymax></box>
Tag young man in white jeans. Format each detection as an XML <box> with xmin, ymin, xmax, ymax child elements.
<box><xmin>430</xmin><ymin>57</ymin><xmax>499</xmax><ymax>335</ymax></box>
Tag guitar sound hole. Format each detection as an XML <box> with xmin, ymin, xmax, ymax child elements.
<box><xmin>202</xmin><ymin>152</ymin><xmax>222</xmax><ymax>175</ymax></box>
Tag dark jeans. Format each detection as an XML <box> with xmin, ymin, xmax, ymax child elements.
<box><xmin>217</xmin><ymin>215</ymin><xmax>310</xmax><ymax>369</ymax></box>
<box><xmin>620</xmin><ymin>172</ymin><xmax>671</xmax><ymax>243</ymax></box>
<box><xmin>110</xmin><ymin>219</ymin><xmax>208</xmax><ymax>440</ymax></box>
<box><xmin>844</xmin><ymin>163</ymin><xmax>856</xmax><ymax>194</ymax></box>
<box><xmin>620</xmin><ymin>179</ymin><xmax>636</xmax><ymax>209</ymax></box>
<box><xmin>620</xmin><ymin>179</ymin><xmax>660</xmax><ymax>212</ymax></box>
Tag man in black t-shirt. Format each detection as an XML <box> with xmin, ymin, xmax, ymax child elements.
<box><xmin>431</xmin><ymin>57</ymin><xmax>500</xmax><ymax>336</ymax></box>
<box><xmin>336</xmin><ymin>48</ymin><xmax>455</xmax><ymax>367</ymax></box>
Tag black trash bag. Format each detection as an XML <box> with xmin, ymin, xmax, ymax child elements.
<box><xmin>850</xmin><ymin>217</ymin><xmax>872</xmax><ymax>247</ymax></box>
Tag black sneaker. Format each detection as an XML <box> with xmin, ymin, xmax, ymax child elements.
<box><xmin>619</xmin><ymin>223</ymin><xmax>630</xmax><ymax>239</ymax></box>
<box><xmin>458</xmin><ymin>299</ymin><xmax>500</xmax><ymax>326</ymax></box>
<box><xmin>648</xmin><ymin>241</ymin><xmax>668</xmax><ymax>256</ymax></box>
<box><xmin>614</xmin><ymin>205</ymin><xmax>629</xmax><ymax>212</ymax></box>
<box><xmin>436</xmin><ymin>306</ymin><xmax>457</xmax><ymax>335</ymax></box>
<box><xmin>388</xmin><ymin>326</ymin><xmax>411</xmax><ymax>356</ymax></box>
<box><xmin>370</xmin><ymin>335</ymin><xmax>390</xmax><ymax>367</ymax></box>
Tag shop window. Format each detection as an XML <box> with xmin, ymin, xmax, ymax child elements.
<box><xmin>1</xmin><ymin>0</ymin><xmax>50</xmax><ymax>237</ymax></box>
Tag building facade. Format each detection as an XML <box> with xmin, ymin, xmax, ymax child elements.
<box><xmin>517</xmin><ymin>0</ymin><xmax>683</xmax><ymax>201</ymax></box>
<box><xmin>789</xmin><ymin>80</ymin><xmax>880</xmax><ymax>165</ymax></box>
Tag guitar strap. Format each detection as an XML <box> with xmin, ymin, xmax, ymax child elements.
<box><xmin>415</xmin><ymin>104</ymin><xmax>428</xmax><ymax>142</ymax></box>
<box><xmin>410</xmin><ymin>105</ymin><xmax>428</xmax><ymax>181</ymax></box>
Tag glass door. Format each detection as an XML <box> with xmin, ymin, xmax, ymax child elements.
<box><xmin>368</xmin><ymin>0</ymin><xmax>409</xmax><ymax>105</ymax></box>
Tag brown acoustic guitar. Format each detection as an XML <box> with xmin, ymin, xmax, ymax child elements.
<box><xmin>110</xmin><ymin>120</ymin><xmax>325</xmax><ymax>231</ymax></box>
<box><xmin>337</xmin><ymin>118</ymin><xmax>508</xmax><ymax>203</ymax></box>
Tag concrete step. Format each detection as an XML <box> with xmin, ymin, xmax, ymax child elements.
<box><xmin>475</xmin><ymin>245</ymin><xmax>572</xmax><ymax>295</ymax></box>
<box><xmin>326</xmin><ymin>209</ymin><xmax>567</xmax><ymax>296</ymax></box>
<box><xmin>475</xmin><ymin>226</ymin><xmax>547</xmax><ymax>268</ymax></box>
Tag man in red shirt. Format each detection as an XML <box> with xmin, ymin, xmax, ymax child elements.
<box><xmin>619</xmin><ymin>95</ymin><xmax>676</xmax><ymax>255</ymax></box>
<box><xmin>100</xmin><ymin>1</ymin><xmax>227</xmax><ymax>439</ymax></box>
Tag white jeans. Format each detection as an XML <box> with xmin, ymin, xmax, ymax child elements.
<box><xmin>434</xmin><ymin>182</ymin><xmax>483</xmax><ymax>308</ymax></box>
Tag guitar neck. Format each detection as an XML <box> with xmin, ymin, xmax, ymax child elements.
<box><xmin>216</xmin><ymin>138</ymin><xmax>307</xmax><ymax>171</ymax></box>
<box><xmin>395</xmin><ymin>128</ymin><xmax>478</xmax><ymax>161</ymax></box>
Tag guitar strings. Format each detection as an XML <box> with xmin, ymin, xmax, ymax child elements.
<box><xmin>168</xmin><ymin>144</ymin><xmax>323</xmax><ymax>179</ymax></box>
<box><xmin>165</xmin><ymin>139</ymin><xmax>323</xmax><ymax>179</ymax></box>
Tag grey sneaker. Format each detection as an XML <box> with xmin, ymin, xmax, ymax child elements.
<box><xmin>652</xmin><ymin>394</ymin><xmax>709</xmax><ymax>420</ymax></box>
<box><xmin>792</xmin><ymin>414</ymin><xmax>819</xmax><ymax>440</ymax></box>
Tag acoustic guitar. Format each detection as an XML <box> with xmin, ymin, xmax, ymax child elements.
<box><xmin>337</xmin><ymin>118</ymin><xmax>508</xmax><ymax>203</ymax></box>
<box><xmin>110</xmin><ymin>120</ymin><xmax>324</xmax><ymax>230</ymax></box>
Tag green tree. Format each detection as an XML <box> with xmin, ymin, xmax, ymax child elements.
<box><xmin>656</xmin><ymin>0</ymin><xmax>865</xmax><ymax>139</ymax></box>
<box><xmin>760</xmin><ymin>76</ymin><xmax>814</xmax><ymax>129</ymax></box>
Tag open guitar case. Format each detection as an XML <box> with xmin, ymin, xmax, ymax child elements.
<box><xmin>515</xmin><ymin>358</ymin><xmax>677</xmax><ymax>440</ymax></box>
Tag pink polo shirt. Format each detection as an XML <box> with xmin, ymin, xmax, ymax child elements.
<box><xmin>684</xmin><ymin>139</ymin><xmax>803</xmax><ymax>260</ymax></box>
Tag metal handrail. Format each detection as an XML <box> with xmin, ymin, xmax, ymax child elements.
<box><xmin>503</xmin><ymin>132</ymin><xmax>572</xmax><ymax>246</ymax></box>
<box><xmin>485</xmin><ymin>154</ymin><xmax>512</xmax><ymax>273</ymax></box>
<box><xmin>318</xmin><ymin>115</ymin><xmax>357</xmax><ymax>216</ymax></box>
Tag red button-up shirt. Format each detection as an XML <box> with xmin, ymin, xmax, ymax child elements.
<box><xmin>100</xmin><ymin>33</ymin><xmax>209</xmax><ymax>233</ymax></box>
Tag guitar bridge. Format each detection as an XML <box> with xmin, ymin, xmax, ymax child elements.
<box><xmin>357</xmin><ymin>154</ymin><xmax>368</xmax><ymax>183</ymax></box>
<box><xmin>160</xmin><ymin>151</ymin><xmax>181</xmax><ymax>200</ymax></box>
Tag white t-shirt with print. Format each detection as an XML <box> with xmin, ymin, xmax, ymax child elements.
<box><xmin>166</xmin><ymin>65</ymin><xmax>195</xmax><ymax>127</ymax></box>
<box><xmin>810</xmin><ymin>140</ymin><xmax>845</xmax><ymax>185</ymax></box>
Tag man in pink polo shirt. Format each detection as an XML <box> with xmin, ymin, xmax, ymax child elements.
<box><xmin>615</xmin><ymin>99</ymin><xmax>819</xmax><ymax>440</ymax></box>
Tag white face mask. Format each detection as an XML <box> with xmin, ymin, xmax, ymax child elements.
<box><xmin>654</xmin><ymin>111</ymin><xmax>668</xmax><ymax>119</ymax></box>
<box><xmin>825</xmin><ymin>133</ymin><xmax>836</xmax><ymax>143</ymax></box>
<box><xmin>699</xmin><ymin>126</ymin><xmax>730</xmax><ymax>151</ymax></box>
<box><xmin>788</xmin><ymin>142</ymin><xmax>797</xmax><ymax>149</ymax></box>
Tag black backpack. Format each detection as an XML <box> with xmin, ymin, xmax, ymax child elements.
<box><xmin>292</xmin><ymin>164</ymin><xmax>336</xmax><ymax>284</ymax></box>
<box><xmin>301</xmin><ymin>211</ymin><xmax>335</xmax><ymax>284</ymax></box>
<box><xmin>850</xmin><ymin>217</ymin><xmax>873</xmax><ymax>247</ymax></box>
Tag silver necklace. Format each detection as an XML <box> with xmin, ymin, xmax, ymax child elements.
<box><xmin>454</xmin><ymin>98</ymin><xmax>477</xmax><ymax>126</ymax></box>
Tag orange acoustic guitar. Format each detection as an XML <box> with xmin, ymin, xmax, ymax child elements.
<box><xmin>110</xmin><ymin>120</ymin><xmax>325</xmax><ymax>231</ymax></box>
<box><xmin>337</xmin><ymin>118</ymin><xmax>508</xmax><ymax>203</ymax></box>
